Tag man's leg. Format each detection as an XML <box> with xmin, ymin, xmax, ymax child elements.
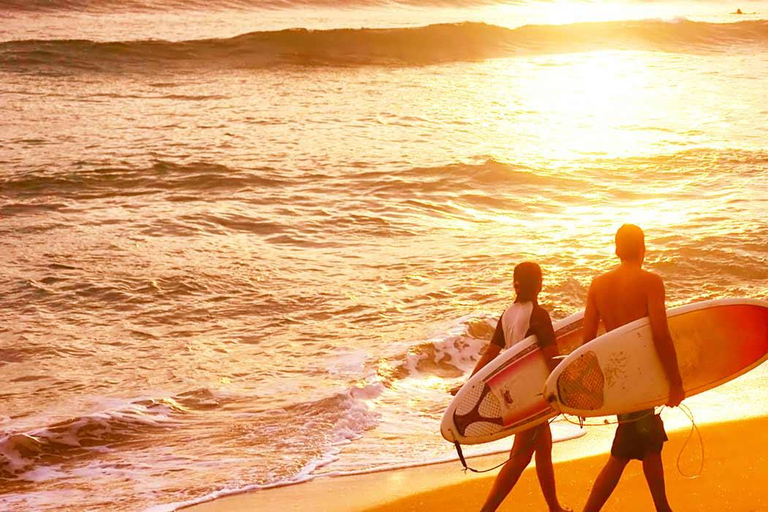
<box><xmin>480</xmin><ymin>429</ymin><xmax>537</xmax><ymax>512</ymax></box>
<box><xmin>533</xmin><ymin>424</ymin><xmax>572</xmax><ymax>512</ymax></box>
<box><xmin>642</xmin><ymin>452</ymin><xmax>672</xmax><ymax>512</ymax></box>
<box><xmin>583</xmin><ymin>456</ymin><xmax>630</xmax><ymax>512</ymax></box>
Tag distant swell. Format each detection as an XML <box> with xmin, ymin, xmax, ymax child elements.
<box><xmin>0</xmin><ymin>160</ymin><xmax>286</xmax><ymax>201</ymax></box>
<box><xmin>2</xmin><ymin>20</ymin><xmax>768</xmax><ymax>72</ymax></box>
<box><xmin>1</xmin><ymin>0</ymin><xmax>500</xmax><ymax>13</ymax></box>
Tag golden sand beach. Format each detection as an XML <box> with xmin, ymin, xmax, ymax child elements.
<box><xmin>184</xmin><ymin>415</ymin><xmax>768</xmax><ymax>511</ymax></box>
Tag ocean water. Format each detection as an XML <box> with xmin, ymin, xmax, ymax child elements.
<box><xmin>2</xmin><ymin>0</ymin><xmax>768</xmax><ymax>510</ymax></box>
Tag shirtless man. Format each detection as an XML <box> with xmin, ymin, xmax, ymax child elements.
<box><xmin>582</xmin><ymin>224</ymin><xmax>685</xmax><ymax>512</ymax></box>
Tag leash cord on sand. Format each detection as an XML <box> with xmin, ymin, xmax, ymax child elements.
<box><xmin>676</xmin><ymin>403</ymin><xmax>704</xmax><ymax>478</ymax></box>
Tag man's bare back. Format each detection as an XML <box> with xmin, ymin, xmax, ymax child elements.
<box><xmin>582</xmin><ymin>224</ymin><xmax>684</xmax><ymax>407</ymax></box>
<box><xmin>588</xmin><ymin>266</ymin><xmax>663</xmax><ymax>332</ymax></box>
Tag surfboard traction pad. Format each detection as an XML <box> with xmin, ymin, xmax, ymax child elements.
<box><xmin>556</xmin><ymin>351</ymin><xmax>605</xmax><ymax>410</ymax></box>
<box><xmin>452</xmin><ymin>383</ymin><xmax>505</xmax><ymax>438</ymax></box>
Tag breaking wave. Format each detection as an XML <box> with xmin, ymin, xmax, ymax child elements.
<box><xmin>0</xmin><ymin>389</ymin><xmax>224</xmax><ymax>480</ymax></box>
<box><xmin>2</xmin><ymin>20</ymin><xmax>767</xmax><ymax>72</ymax></box>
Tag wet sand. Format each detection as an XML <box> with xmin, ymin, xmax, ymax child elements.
<box><xmin>183</xmin><ymin>414</ymin><xmax>768</xmax><ymax>511</ymax></box>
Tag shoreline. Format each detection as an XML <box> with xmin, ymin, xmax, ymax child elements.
<box><xmin>182</xmin><ymin>414</ymin><xmax>768</xmax><ymax>511</ymax></box>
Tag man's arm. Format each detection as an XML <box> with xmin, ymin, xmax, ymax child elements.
<box><xmin>582</xmin><ymin>280</ymin><xmax>600</xmax><ymax>345</ymax></box>
<box><xmin>647</xmin><ymin>274</ymin><xmax>685</xmax><ymax>407</ymax></box>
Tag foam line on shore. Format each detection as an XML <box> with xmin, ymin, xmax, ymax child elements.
<box><xmin>158</xmin><ymin>423</ymin><xmax>586</xmax><ymax>511</ymax></box>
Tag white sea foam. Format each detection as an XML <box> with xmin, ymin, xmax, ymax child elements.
<box><xmin>150</xmin><ymin>420</ymin><xmax>586</xmax><ymax>511</ymax></box>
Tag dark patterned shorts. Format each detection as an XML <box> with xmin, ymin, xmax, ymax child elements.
<box><xmin>611</xmin><ymin>409</ymin><xmax>668</xmax><ymax>461</ymax></box>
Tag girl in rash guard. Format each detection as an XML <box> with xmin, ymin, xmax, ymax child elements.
<box><xmin>451</xmin><ymin>262</ymin><xmax>570</xmax><ymax>512</ymax></box>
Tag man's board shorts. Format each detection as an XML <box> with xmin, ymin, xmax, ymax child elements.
<box><xmin>611</xmin><ymin>409</ymin><xmax>668</xmax><ymax>460</ymax></box>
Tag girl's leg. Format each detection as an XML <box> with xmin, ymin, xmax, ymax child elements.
<box><xmin>534</xmin><ymin>424</ymin><xmax>571</xmax><ymax>512</ymax></box>
<box><xmin>480</xmin><ymin>429</ymin><xmax>537</xmax><ymax>512</ymax></box>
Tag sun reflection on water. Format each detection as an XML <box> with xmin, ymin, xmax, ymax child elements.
<box><xmin>486</xmin><ymin>50</ymin><xmax>670</xmax><ymax>161</ymax></box>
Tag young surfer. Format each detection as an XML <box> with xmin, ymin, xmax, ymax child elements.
<box><xmin>581</xmin><ymin>224</ymin><xmax>685</xmax><ymax>512</ymax></box>
<box><xmin>451</xmin><ymin>262</ymin><xmax>570</xmax><ymax>512</ymax></box>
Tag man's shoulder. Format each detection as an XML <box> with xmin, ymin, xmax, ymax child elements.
<box><xmin>593</xmin><ymin>267</ymin><xmax>664</xmax><ymax>284</ymax></box>
<box><xmin>639</xmin><ymin>269</ymin><xmax>665</xmax><ymax>288</ymax></box>
<box><xmin>591</xmin><ymin>268</ymin><xmax>617</xmax><ymax>288</ymax></box>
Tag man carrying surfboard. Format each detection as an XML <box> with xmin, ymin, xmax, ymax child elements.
<box><xmin>451</xmin><ymin>262</ymin><xmax>571</xmax><ymax>512</ymax></box>
<box><xmin>582</xmin><ymin>224</ymin><xmax>685</xmax><ymax>512</ymax></box>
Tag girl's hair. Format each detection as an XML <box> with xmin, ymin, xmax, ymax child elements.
<box><xmin>513</xmin><ymin>261</ymin><xmax>542</xmax><ymax>302</ymax></box>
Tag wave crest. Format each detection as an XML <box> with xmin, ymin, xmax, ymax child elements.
<box><xmin>0</xmin><ymin>390</ymin><xmax>223</xmax><ymax>480</ymax></box>
<box><xmin>375</xmin><ymin>314</ymin><xmax>497</xmax><ymax>384</ymax></box>
<box><xmin>2</xmin><ymin>0</ymin><xmax>503</xmax><ymax>13</ymax></box>
<box><xmin>2</xmin><ymin>20</ymin><xmax>767</xmax><ymax>72</ymax></box>
<box><xmin>0</xmin><ymin>160</ymin><xmax>285</xmax><ymax>201</ymax></box>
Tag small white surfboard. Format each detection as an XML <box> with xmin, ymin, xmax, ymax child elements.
<box><xmin>441</xmin><ymin>310</ymin><xmax>586</xmax><ymax>445</ymax></box>
<box><xmin>544</xmin><ymin>299</ymin><xmax>768</xmax><ymax>417</ymax></box>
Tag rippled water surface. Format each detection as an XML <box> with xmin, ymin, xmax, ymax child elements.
<box><xmin>2</xmin><ymin>1</ymin><xmax>768</xmax><ymax>510</ymax></box>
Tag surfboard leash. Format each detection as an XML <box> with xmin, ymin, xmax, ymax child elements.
<box><xmin>559</xmin><ymin>408</ymin><xmax>656</xmax><ymax>427</ymax></box>
<box><xmin>453</xmin><ymin>440</ymin><xmax>516</xmax><ymax>474</ymax></box>
<box><xmin>453</xmin><ymin>418</ymin><xmax>554</xmax><ymax>474</ymax></box>
<box><xmin>675</xmin><ymin>403</ymin><xmax>705</xmax><ymax>478</ymax></box>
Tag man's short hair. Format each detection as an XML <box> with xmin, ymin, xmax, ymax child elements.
<box><xmin>615</xmin><ymin>224</ymin><xmax>645</xmax><ymax>261</ymax></box>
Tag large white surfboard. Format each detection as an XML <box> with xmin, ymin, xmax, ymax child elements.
<box><xmin>441</xmin><ymin>310</ymin><xmax>587</xmax><ymax>445</ymax></box>
<box><xmin>543</xmin><ymin>299</ymin><xmax>768</xmax><ymax>417</ymax></box>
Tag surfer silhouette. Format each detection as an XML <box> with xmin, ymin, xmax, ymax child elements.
<box><xmin>581</xmin><ymin>224</ymin><xmax>685</xmax><ymax>512</ymax></box>
<box><xmin>451</xmin><ymin>262</ymin><xmax>570</xmax><ymax>512</ymax></box>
